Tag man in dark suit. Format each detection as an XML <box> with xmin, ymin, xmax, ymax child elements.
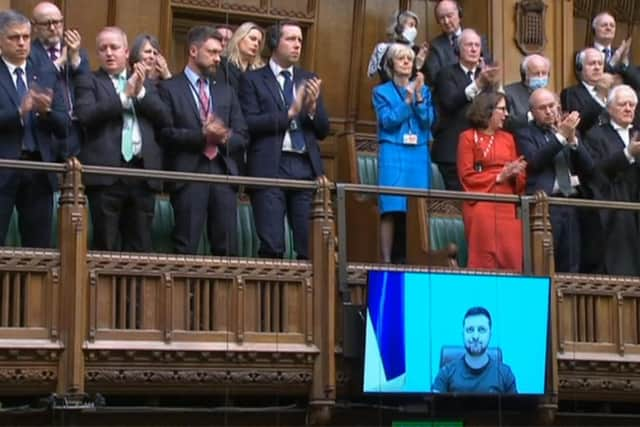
<box><xmin>583</xmin><ymin>85</ymin><xmax>640</xmax><ymax>276</ymax></box>
<box><xmin>504</xmin><ymin>54</ymin><xmax>551</xmax><ymax>132</ymax></box>
<box><xmin>515</xmin><ymin>88</ymin><xmax>594</xmax><ymax>273</ymax></box>
<box><xmin>432</xmin><ymin>28</ymin><xmax>500</xmax><ymax>191</ymax></box>
<box><xmin>159</xmin><ymin>26</ymin><xmax>248</xmax><ymax>256</ymax></box>
<box><xmin>238</xmin><ymin>21</ymin><xmax>330</xmax><ymax>259</ymax></box>
<box><xmin>0</xmin><ymin>10</ymin><xmax>69</xmax><ymax>247</ymax></box>
<box><xmin>74</xmin><ymin>26</ymin><xmax>168</xmax><ymax>252</ymax></box>
<box><xmin>29</xmin><ymin>1</ymin><xmax>90</xmax><ymax>159</ymax></box>
<box><xmin>423</xmin><ymin>0</ymin><xmax>492</xmax><ymax>84</ymax></box>
<box><xmin>561</xmin><ymin>48</ymin><xmax>606</xmax><ymax>136</ymax></box>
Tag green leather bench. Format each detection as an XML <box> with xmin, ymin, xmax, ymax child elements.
<box><xmin>6</xmin><ymin>193</ymin><xmax>296</xmax><ymax>259</ymax></box>
<box><xmin>357</xmin><ymin>152</ymin><xmax>468</xmax><ymax>267</ymax></box>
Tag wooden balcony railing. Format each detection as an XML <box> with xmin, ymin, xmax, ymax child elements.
<box><xmin>3</xmin><ymin>158</ymin><xmax>640</xmax><ymax>423</ymax></box>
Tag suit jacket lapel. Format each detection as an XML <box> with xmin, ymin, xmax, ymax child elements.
<box><xmin>178</xmin><ymin>72</ymin><xmax>202</xmax><ymax>122</ymax></box>
<box><xmin>0</xmin><ymin>60</ymin><xmax>19</xmax><ymax>107</ymax></box>
<box><xmin>261</xmin><ymin>67</ymin><xmax>285</xmax><ymax>111</ymax></box>
<box><xmin>606</xmin><ymin>123</ymin><xmax>627</xmax><ymax>150</ymax></box>
<box><xmin>96</xmin><ymin>68</ymin><xmax>122</xmax><ymax>107</ymax></box>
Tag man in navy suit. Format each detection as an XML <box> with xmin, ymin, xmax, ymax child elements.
<box><xmin>561</xmin><ymin>48</ymin><xmax>606</xmax><ymax>136</ymax></box>
<box><xmin>29</xmin><ymin>1</ymin><xmax>89</xmax><ymax>159</ymax></box>
<box><xmin>159</xmin><ymin>26</ymin><xmax>248</xmax><ymax>256</ymax></box>
<box><xmin>423</xmin><ymin>0</ymin><xmax>492</xmax><ymax>84</ymax></box>
<box><xmin>0</xmin><ymin>10</ymin><xmax>69</xmax><ymax>247</ymax></box>
<box><xmin>432</xmin><ymin>28</ymin><xmax>500</xmax><ymax>191</ymax></box>
<box><xmin>238</xmin><ymin>21</ymin><xmax>330</xmax><ymax>259</ymax></box>
<box><xmin>515</xmin><ymin>88</ymin><xmax>593</xmax><ymax>272</ymax></box>
<box><xmin>74</xmin><ymin>26</ymin><xmax>168</xmax><ymax>252</ymax></box>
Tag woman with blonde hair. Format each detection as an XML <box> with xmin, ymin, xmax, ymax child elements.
<box><xmin>219</xmin><ymin>22</ymin><xmax>265</xmax><ymax>92</ymax></box>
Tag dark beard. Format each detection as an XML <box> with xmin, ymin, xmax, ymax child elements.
<box><xmin>465</xmin><ymin>342</ymin><xmax>487</xmax><ymax>357</ymax></box>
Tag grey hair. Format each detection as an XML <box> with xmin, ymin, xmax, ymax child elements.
<box><xmin>522</xmin><ymin>54</ymin><xmax>551</xmax><ymax>77</ymax></box>
<box><xmin>607</xmin><ymin>84</ymin><xmax>637</xmax><ymax>107</ymax></box>
<box><xmin>0</xmin><ymin>10</ymin><xmax>30</xmax><ymax>34</ymax></box>
<box><xmin>383</xmin><ymin>43</ymin><xmax>415</xmax><ymax>79</ymax></box>
<box><xmin>592</xmin><ymin>12</ymin><xmax>615</xmax><ymax>31</ymax></box>
<box><xmin>386</xmin><ymin>10</ymin><xmax>420</xmax><ymax>41</ymax></box>
<box><xmin>576</xmin><ymin>48</ymin><xmax>605</xmax><ymax>74</ymax></box>
<box><xmin>457</xmin><ymin>28</ymin><xmax>481</xmax><ymax>50</ymax></box>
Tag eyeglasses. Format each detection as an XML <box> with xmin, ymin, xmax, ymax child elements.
<box><xmin>33</xmin><ymin>19</ymin><xmax>64</xmax><ymax>28</ymax></box>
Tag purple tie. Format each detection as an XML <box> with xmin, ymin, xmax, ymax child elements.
<box><xmin>48</xmin><ymin>46</ymin><xmax>58</xmax><ymax>62</ymax></box>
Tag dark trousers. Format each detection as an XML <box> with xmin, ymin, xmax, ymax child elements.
<box><xmin>436</xmin><ymin>162</ymin><xmax>462</xmax><ymax>191</ymax></box>
<box><xmin>0</xmin><ymin>169</ymin><xmax>53</xmax><ymax>248</ymax></box>
<box><xmin>87</xmin><ymin>178</ymin><xmax>156</xmax><ymax>252</ymax></box>
<box><xmin>251</xmin><ymin>152</ymin><xmax>315</xmax><ymax>260</ymax></box>
<box><xmin>171</xmin><ymin>156</ymin><xmax>237</xmax><ymax>256</ymax></box>
<box><xmin>550</xmin><ymin>204</ymin><xmax>581</xmax><ymax>273</ymax></box>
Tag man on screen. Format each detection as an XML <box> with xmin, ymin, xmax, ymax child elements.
<box><xmin>432</xmin><ymin>306</ymin><xmax>517</xmax><ymax>394</ymax></box>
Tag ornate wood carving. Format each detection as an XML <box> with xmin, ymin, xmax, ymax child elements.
<box><xmin>0</xmin><ymin>368</ymin><xmax>57</xmax><ymax>384</ymax></box>
<box><xmin>515</xmin><ymin>0</ymin><xmax>547</xmax><ymax>54</ymax></box>
<box><xmin>170</xmin><ymin>0</ymin><xmax>315</xmax><ymax>20</ymax></box>
<box><xmin>86</xmin><ymin>368</ymin><xmax>312</xmax><ymax>386</ymax></box>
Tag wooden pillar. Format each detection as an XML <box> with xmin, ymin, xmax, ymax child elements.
<box><xmin>530</xmin><ymin>191</ymin><xmax>558</xmax><ymax>425</ymax></box>
<box><xmin>309</xmin><ymin>176</ymin><xmax>336</xmax><ymax>425</ymax></box>
<box><xmin>56</xmin><ymin>158</ymin><xmax>88</xmax><ymax>397</ymax></box>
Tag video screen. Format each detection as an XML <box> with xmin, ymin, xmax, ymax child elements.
<box><xmin>363</xmin><ymin>271</ymin><xmax>550</xmax><ymax>395</ymax></box>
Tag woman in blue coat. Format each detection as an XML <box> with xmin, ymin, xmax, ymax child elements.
<box><xmin>372</xmin><ymin>43</ymin><xmax>435</xmax><ymax>263</ymax></box>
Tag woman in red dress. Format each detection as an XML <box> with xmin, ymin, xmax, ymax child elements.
<box><xmin>457</xmin><ymin>91</ymin><xmax>527</xmax><ymax>272</ymax></box>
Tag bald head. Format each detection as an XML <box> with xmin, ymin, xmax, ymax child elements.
<box><xmin>458</xmin><ymin>28</ymin><xmax>481</xmax><ymax>68</ymax></box>
<box><xmin>529</xmin><ymin>88</ymin><xmax>560</xmax><ymax>127</ymax></box>
<box><xmin>31</xmin><ymin>1</ymin><xmax>63</xmax><ymax>46</ymax></box>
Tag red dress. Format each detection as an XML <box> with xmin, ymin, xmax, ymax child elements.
<box><xmin>457</xmin><ymin>129</ymin><xmax>526</xmax><ymax>272</ymax></box>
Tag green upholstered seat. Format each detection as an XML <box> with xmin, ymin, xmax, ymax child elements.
<box><xmin>7</xmin><ymin>192</ymin><xmax>295</xmax><ymax>259</ymax></box>
<box><xmin>355</xmin><ymin>152</ymin><xmax>467</xmax><ymax>266</ymax></box>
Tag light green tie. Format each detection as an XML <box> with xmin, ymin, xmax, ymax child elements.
<box><xmin>118</xmin><ymin>74</ymin><xmax>134</xmax><ymax>162</ymax></box>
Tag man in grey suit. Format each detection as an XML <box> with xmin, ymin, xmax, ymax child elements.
<box><xmin>423</xmin><ymin>0</ymin><xmax>492</xmax><ymax>84</ymax></box>
<box><xmin>504</xmin><ymin>54</ymin><xmax>551</xmax><ymax>131</ymax></box>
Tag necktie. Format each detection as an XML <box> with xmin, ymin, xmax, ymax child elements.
<box><xmin>280</xmin><ymin>70</ymin><xmax>306</xmax><ymax>151</ymax></box>
<box><xmin>467</xmin><ymin>70</ymin><xmax>474</xmax><ymax>82</ymax></box>
<box><xmin>48</xmin><ymin>46</ymin><xmax>58</xmax><ymax>62</ymax></box>
<box><xmin>452</xmin><ymin>34</ymin><xmax>460</xmax><ymax>57</ymax></box>
<box><xmin>15</xmin><ymin>68</ymin><xmax>36</xmax><ymax>152</ymax></box>
<box><xmin>554</xmin><ymin>148</ymin><xmax>573</xmax><ymax>197</ymax></box>
<box><xmin>118</xmin><ymin>74</ymin><xmax>135</xmax><ymax>162</ymax></box>
<box><xmin>603</xmin><ymin>47</ymin><xmax>611</xmax><ymax>64</ymax></box>
<box><xmin>198</xmin><ymin>78</ymin><xmax>218</xmax><ymax>160</ymax></box>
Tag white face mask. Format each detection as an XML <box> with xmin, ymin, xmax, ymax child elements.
<box><xmin>402</xmin><ymin>27</ymin><xmax>418</xmax><ymax>44</ymax></box>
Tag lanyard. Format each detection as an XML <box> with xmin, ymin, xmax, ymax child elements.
<box><xmin>186</xmin><ymin>76</ymin><xmax>213</xmax><ymax>117</ymax></box>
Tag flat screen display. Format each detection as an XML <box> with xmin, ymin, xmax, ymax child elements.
<box><xmin>363</xmin><ymin>271</ymin><xmax>550</xmax><ymax>395</ymax></box>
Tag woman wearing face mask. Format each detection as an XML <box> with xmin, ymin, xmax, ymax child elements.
<box><xmin>367</xmin><ymin>10</ymin><xmax>429</xmax><ymax>83</ymax></box>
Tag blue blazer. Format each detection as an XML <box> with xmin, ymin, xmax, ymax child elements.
<box><xmin>373</xmin><ymin>81</ymin><xmax>435</xmax><ymax>146</ymax></box>
<box><xmin>515</xmin><ymin>123</ymin><xmax>594</xmax><ymax>196</ymax></box>
<box><xmin>238</xmin><ymin>65</ymin><xmax>330</xmax><ymax>178</ymax></box>
<box><xmin>0</xmin><ymin>58</ymin><xmax>69</xmax><ymax>189</ymax></box>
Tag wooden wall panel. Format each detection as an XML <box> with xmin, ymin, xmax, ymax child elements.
<box><xmin>314</xmin><ymin>0</ymin><xmax>355</xmax><ymax>120</ymax></box>
<box><xmin>114</xmin><ymin>0</ymin><xmax>163</xmax><ymax>46</ymax></box>
<box><xmin>63</xmin><ymin>0</ymin><xmax>110</xmax><ymax>70</ymax></box>
<box><xmin>10</xmin><ymin>0</ymin><xmax>41</xmax><ymax>16</ymax></box>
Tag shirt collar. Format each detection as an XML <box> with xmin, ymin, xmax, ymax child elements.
<box><xmin>593</xmin><ymin>41</ymin><xmax>612</xmax><ymax>52</ymax></box>
<box><xmin>459</xmin><ymin>63</ymin><xmax>476</xmax><ymax>75</ymax></box>
<box><xmin>269</xmin><ymin>58</ymin><xmax>294</xmax><ymax>79</ymax></box>
<box><xmin>581</xmin><ymin>81</ymin><xmax>596</xmax><ymax>92</ymax></box>
<box><xmin>184</xmin><ymin>65</ymin><xmax>209</xmax><ymax>87</ymax></box>
<box><xmin>611</xmin><ymin>120</ymin><xmax>632</xmax><ymax>132</ymax></box>
<box><xmin>2</xmin><ymin>57</ymin><xmax>26</xmax><ymax>76</ymax></box>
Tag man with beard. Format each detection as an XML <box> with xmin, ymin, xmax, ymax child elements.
<box><xmin>432</xmin><ymin>306</ymin><xmax>517</xmax><ymax>393</ymax></box>
<box><xmin>30</xmin><ymin>1</ymin><xmax>90</xmax><ymax>158</ymax></box>
<box><xmin>159</xmin><ymin>26</ymin><xmax>248</xmax><ymax>255</ymax></box>
<box><xmin>238</xmin><ymin>21</ymin><xmax>329</xmax><ymax>259</ymax></box>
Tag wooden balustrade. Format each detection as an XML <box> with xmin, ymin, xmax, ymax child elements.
<box><xmin>5</xmin><ymin>159</ymin><xmax>640</xmax><ymax>424</ymax></box>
